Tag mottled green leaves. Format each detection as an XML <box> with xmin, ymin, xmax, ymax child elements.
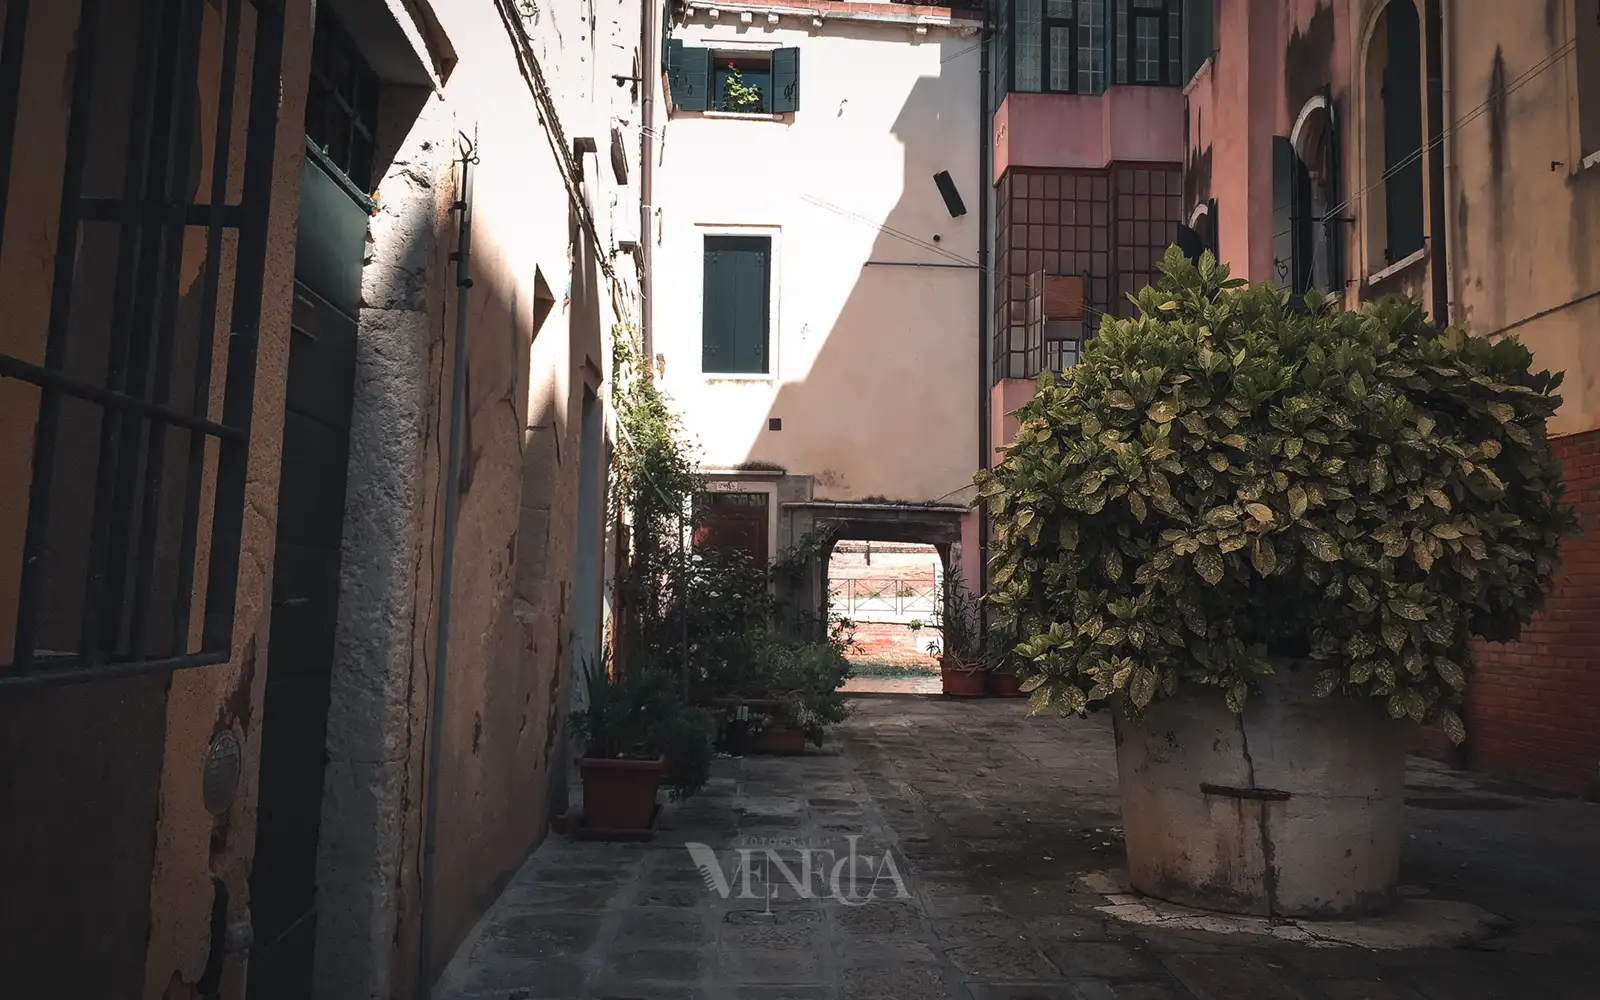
<box><xmin>1193</xmin><ymin>547</ymin><xmax>1225</xmax><ymax>585</ymax></box>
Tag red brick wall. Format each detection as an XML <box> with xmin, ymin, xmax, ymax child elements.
<box><xmin>1463</xmin><ymin>430</ymin><xmax>1600</xmax><ymax>795</ymax></box>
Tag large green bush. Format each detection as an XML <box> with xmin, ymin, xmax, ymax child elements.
<box><xmin>976</xmin><ymin>249</ymin><xmax>1577</xmax><ymax>741</ymax></box>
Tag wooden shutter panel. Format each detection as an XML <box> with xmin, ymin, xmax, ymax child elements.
<box><xmin>702</xmin><ymin>236</ymin><xmax>771</xmax><ymax>374</ymax></box>
<box><xmin>1272</xmin><ymin>136</ymin><xmax>1300</xmax><ymax>292</ymax></box>
<box><xmin>1578</xmin><ymin>0</ymin><xmax>1600</xmax><ymax>156</ymax></box>
<box><xmin>1381</xmin><ymin>2</ymin><xmax>1424</xmax><ymax>260</ymax></box>
<box><xmin>1322</xmin><ymin>95</ymin><xmax>1344</xmax><ymax>294</ymax></box>
<box><xmin>771</xmin><ymin>48</ymin><xmax>801</xmax><ymax>113</ymax></box>
<box><xmin>669</xmin><ymin>42</ymin><xmax>712</xmax><ymax>112</ymax></box>
<box><xmin>1206</xmin><ymin>198</ymin><xmax>1219</xmax><ymax>258</ymax></box>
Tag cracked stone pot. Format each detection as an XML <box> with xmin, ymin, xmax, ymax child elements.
<box><xmin>1112</xmin><ymin>659</ymin><xmax>1411</xmax><ymax>918</ymax></box>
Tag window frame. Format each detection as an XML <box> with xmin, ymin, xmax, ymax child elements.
<box><xmin>668</xmin><ymin>42</ymin><xmax>800</xmax><ymax>116</ymax></box>
<box><xmin>1575</xmin><ymin>0</ymin><xmax>1600</xmax><ymax>163</ymax></box>
<box><xmin>1115</xmin><ymin>0</ymin><xmax>1184</xmax><ymax>87</ymax></box>
<box><xmin>698</xmin><ymin>227</ymin><xmax>779</xmax><ymax>380</ymax></box>
<box><xmin>999</xmin><ymin>0</ymin><xmax>1105</xmax><ymax>96</ymax></box>
<box><xmin>0</xmin><ymin>0</ymin><xmax>287</xmax><ymax>688</ymax></box>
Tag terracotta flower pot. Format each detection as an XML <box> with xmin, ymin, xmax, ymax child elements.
<box><xmin>940</xmin><ymin>656</ymin><xmax>986</xmax><ymax>698</ymax></box>
<box><xmin>578</xmin><ymin>755</ymin><xmax>664</xmax><ymax>839</ymax></box>
<box><xmin>745</xmin><ymin>724</ymin><xmax>808</xmax><ymax>755</ymax></box>
<box><xmin>986</xmin><ymin>669</ymin><xmax>1025</xmax><ymax>697</ymax></box>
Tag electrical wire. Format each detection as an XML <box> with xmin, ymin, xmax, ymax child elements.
<box><xmin>799</xmin><ymin>193</ymin><xmax>981</xmax><ymax>267</ymax></box>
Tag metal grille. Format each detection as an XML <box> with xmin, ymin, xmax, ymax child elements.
<box><xmin>0</xmin><ymin>0</ymin><xmax>286</xmax><ymax>688</ymax></box>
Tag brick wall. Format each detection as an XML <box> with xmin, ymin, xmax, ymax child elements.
<box><xmin>1461</xmin><ymin>430</ymin><xmax>1600</xmax><ymax>795</ymax></box>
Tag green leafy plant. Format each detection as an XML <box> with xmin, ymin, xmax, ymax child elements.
<box><xmin>931</xmin><ymin>561</ymin><xmax>984</xmax><ymax>667</ymax></box>
<box><xmin>570</xmin><ymin>656</ymin><xmax>716</xmax><ymax>800</ymax></box>
<box><xmin>741</xmin><ymin>634</ymin><xmax>854</xmax><ymax>745</ymax></box>
<box><xmin>720</xmin><ymin>64</ymin><xmax>764</xmax><ymax>112</ymax></box>
<box><xmin>977</xmin><ymin>247</ymin><xmax>1576</xmax><ymax>742</ymax></box>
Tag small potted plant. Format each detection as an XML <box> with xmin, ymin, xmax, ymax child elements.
<box><xmin>718</xmin><ymin>631</ymin><xmax>854</xmax><ymax>753</ymax></box>
<box><xmin>980</xmin><ymin>248</ymin><xmax>1575</xmax><ymax>916</ymax></box>
<box><xmin>571</xmin><ymin>658</ymin><xmax>715</xmax><ymax>840</ymax></box>
<box><xmin>985</xmin><ymin>630</ymin><xmax>1026</xmax><ymax>697</ymax></box>
<box><xmin>720</xmin><ymin>63</ymin><xmax>764</xmax><ymax>113</ymax></box>
<box><xmin>934</xmin><ymin>564</ymin><xmax>986</xmax><ymax>697</ymax></box>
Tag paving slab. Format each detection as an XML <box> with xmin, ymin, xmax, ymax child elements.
<box><xmin>435</xmin><ymin>695</ymin><xmax>1600</xmax><ymax>1000</ymax></box>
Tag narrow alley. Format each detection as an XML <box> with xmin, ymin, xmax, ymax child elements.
<box><xmin>437</xmin><ymin>695</ymin><xmax>1600</xmax><ymax>1000</ymax></box>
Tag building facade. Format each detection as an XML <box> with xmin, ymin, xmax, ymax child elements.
<box><xmin>651</xmin><ymin>0</ymin><xmax>987</xmax><ymax>595</ymax></box>
<box><xmin>0</xmin><ymin>0</ymin><xmax>641</xmax><ymax>997</ymax></box>
<box><xmin>1189</xmin><ymin>0</ymin><xmax>1600</xmax><ymax>795</ymax></box>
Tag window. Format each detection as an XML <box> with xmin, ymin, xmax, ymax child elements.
<box><xmin>667</xmin><ymin>42</ymin><xmax>800</xmax><ymax>114</ymax></box>
<box><xmin>1374</xmin><ymin>0</ymin><xmax>1425</xmax><ymax>263</ymax></box>
<box><xmin>996</xmin><ymin>0</ymin><xmax>1107</xmax><ymax>95</ymax></box>
<box><xmin>0</xmin><ymin>0</ymin><xmax>285</xmax><ymax>686</ymax></box>
<box><xmin>1286</xmin><ymin>96</ymin><xmax>1345</xmax><ymax>295</ymax></box>
<box><xmin>702</xmin><ymin>235</ymin><xmax>772</xmax><ymax>375</ymax></box>
<box><xmin>306</xmin><ymin>7</ymin><xmax>380</xmax><ymax>191</ymax></box>
<box><xmin>1577</xmin><ymin>0</ymin><xmax>1600</xmax><ymax>161</ymax></box>
<box><xmin>1115</xmin><ymin>0</ymin><xmax>1184</xmax><ymax>86</ymax></box>
<box><xmin>1181</xmin><ymin>0</ymin><xmax>1214</xmax><ymax>83</ymax></box>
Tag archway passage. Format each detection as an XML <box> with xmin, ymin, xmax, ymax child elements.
<box><xmin>829</xmin><ymin>541</ymin><xmax>943</xmax><ymax>691</ymax></box>
<box><xmin>781</xmin><ymin>500</ymin><xmax>970</xmax><ymax>695</ymax></box>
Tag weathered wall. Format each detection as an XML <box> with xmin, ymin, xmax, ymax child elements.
<box><xmin>0</xmin><ymin>0</ymin><xmax>311</xmax><ymax>996</ymax></box>
<box><xmin>1440</xmin><ymin>0</ymin><xmax>1600</xmax><ymax>794</ymax></box>
<box><xmin>653</xmin><ymin>8</ymin><xmax>982</xmax><ymax>504</ymax></box>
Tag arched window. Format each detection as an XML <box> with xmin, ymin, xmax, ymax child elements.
<box><xmin>1277</xmin><ymin>95</ymin><xmax>1343</xmax><ymax>296</ymax></box>
<box><xmin>1365</xmin><ymin>0</ymin><xmax>1425</xmax><ymax>267</ymax></box>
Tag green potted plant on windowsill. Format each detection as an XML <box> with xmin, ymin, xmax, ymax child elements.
<box><xmin>978</xmin><ymin>247</ymin><xmax>1575</xmax><ymax>917</ymax></box>
<box><xmin>571</xmin><ymin>658</ymin><xmax>716</xmax><ymax>840</ymax></box>
<box><xmin>719</xmin><ymin>64</ymin><xmax>764</xmax><ymax>113</ymax></box>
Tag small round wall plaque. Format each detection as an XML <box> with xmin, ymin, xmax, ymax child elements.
<box><xmin>203</xmin><ymin>730</ymin><xmax>242</xmax><ymax>816</ymax></box>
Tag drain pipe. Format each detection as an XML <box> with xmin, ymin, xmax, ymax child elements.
<box><xmin>640</xmin><ymin>1</ymin><xmax>659</xmax><ymax>358</ymax></box>
<box><xmin>417</xmin><ymin>134</ymin><xmax>477</xmax><ymax>999</ymax></box>
<box><xmin>1423</xmin><ymin>0</ymin><xmax>1448</xmax><ymax>325</ymax></box>
<box><xmin>976</xmin><ymin>14</ymin><xmax>992</xmax><ymax>619</ymax></box>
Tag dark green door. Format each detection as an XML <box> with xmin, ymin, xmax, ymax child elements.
<box><xmin>248</xmin><ymin>151</ymin><xmax>365</xmax><ymax>999</ymax></box>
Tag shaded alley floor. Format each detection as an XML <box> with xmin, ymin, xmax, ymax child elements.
<box><xmin>435</xmin><ymin>696</ymin><xmax>1600</xmax><ymax>1000</ymax></box>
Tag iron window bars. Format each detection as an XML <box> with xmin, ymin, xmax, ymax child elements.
<box><xmin>0</xmin><ymin>0</ymin><xmax>285</xmax><ymax>688</ymax></box>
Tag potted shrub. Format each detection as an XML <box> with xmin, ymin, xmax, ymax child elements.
<box><xmin>717</xmin><ymin>630</ymin><xmax>854</xmax><ymax>753</ymax></box>
<box><xmin>934</xmin><ymin>564</ymin><xmax>987</xmax><ymax>697</ymax></box>
<box><xmin>978</xmin><ymin>249</ymin><xmax>1574</xmax><ymax>917</ymax></box>
<box><xmin>571</xmin><ymin>658</ymin><xmax>715</xmax><ymax>840</ymax></box>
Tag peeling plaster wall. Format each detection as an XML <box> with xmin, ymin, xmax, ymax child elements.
<box><xmin>0</xmin><ymin>1</ymin><xmax>311</xmax><ymax>997</ymax></box>
<box><xmin>302</xmin><ymin>2</ymin><xmax>639</xmax><ymax>994</ymax></box>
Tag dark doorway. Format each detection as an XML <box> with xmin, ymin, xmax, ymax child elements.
<box><xmin>694</xmin><ymin>491</ymin><xmax>769</xmax><ymax>566</ymax></box>
<box><xmin>247</xmin><ymin>277</ymin><xmax>358</xmax><ymax>997</ymax></box>
<box><xmin>249</xmin><ymin>114</ymin><xmax>370</xmax><ymax>1000</ymax></box>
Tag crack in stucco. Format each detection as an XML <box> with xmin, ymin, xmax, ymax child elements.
<box><xmin>1234</xmin><ymin>712</ymin><xmax>1281</xmax><ymax>919</ymax></box>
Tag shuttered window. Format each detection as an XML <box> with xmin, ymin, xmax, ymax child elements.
<box><xmin>1381</xmin><ymin>0</ymin><xmax>1425</xmax><ymax>262</ymax></box>
<box><xmin>1272</xmin><ymin>136</ymin><xmax>1314</xmax><ymax>294</ymax></box>
<box><xmin>702</xmin><ymin>236</ymin><xmax>772</xmax><ymax>375</ymax></box>
<box><xmin>667</xmin><ymin>42</ymin><xmax>801</xmax><ymax>114</ymax></box>
<box><xmin>1579</xmin><ymin>0</ymin><xmax>1600</xmax><ymax>160</ymax></box>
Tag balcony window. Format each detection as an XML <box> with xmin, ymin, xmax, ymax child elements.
<box><xmin>995</xmin><ymin>0</ymin><xmax>1108</xmax><ymax>95</ymax></box>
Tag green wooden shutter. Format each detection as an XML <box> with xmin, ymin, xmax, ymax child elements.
<box><xmin>702</xmin><ymin>236</ymin><xmax>771</xmax><ymax>374</ymax></box>
<box><xmin>1321</xmin><ymin>94</ymin><xmax>1344</xmax><ymax>294</ymax></box>
<box><xmin>1382</xmin><ymin>1</ymin><xmax>1424</xmax><ymax>260</ymax></box>
<box><xmin>771</xmin><ymin>48</ymin><xmax>801</xmax><ymax>113</ymax></box>
<box><xmin>1272</xmin><ymin>136</ymin><xmax>1298</xmax><ymax>292</ymax></box>
<box><xmin>1182</xmin><ymin>0</ymin><xmax>1213</xmax><ymax>82</ymax></box>
<box><xmin>669</xmin><ymin>42</ymin><xmax>712</xmax><ymax>112</ymax></box>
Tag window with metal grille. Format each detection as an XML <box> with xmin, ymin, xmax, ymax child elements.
<box><xmin>0</xmin><ymin>0</ymin><xmax>285</xmax><ymax>688</ymax></box>
<box><xmin>307</xmin><ymin>4</ymin><xmax>380</xmax><ymax>193</ymax></box>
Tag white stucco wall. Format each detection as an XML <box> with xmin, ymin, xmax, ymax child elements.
<box><xmin>652</xmin><ymin>10</ymin><xmax>982</xmax><ymax>503</ymax></box>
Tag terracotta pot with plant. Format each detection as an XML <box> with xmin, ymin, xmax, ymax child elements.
<box><xmin>934</xmin><ymin>564</ymin><xmax>987</xmax><ymax>698</ymax></box>
<box><xmin>978</xmin><ymin>247</ymin><xmax>1575</xmax><ymax>917</ymax></box>
<box><xmin>571</xmin><ymin>657</ymin><xmax>715</xmax><ymax>840</ymax></box>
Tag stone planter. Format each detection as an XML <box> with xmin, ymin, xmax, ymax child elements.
<box><xmin>578</xmin><ymin>756</ymin><xmax>664</xmax><ymax>840</ymax></box>
<box><xmin>745</xmin><ymin>724</ymin><xmax>808</xmax><ymax>755</ymax></box>
<box><xmin>986</xmin><ymin>669</ymin><xmax>1025</xmax><ymax>697</ymax></box>
<box><xmin>1113</xmin><ymin>660</ymin><xmax>1411</xmax><ymax>917</ymax></box>
<box><xmin>940</xmin><ymin>656</ymin><xmax>986</xmax><ymax>698</ymax></box>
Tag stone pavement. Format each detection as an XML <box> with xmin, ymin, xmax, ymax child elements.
<box><xmin>434</xmin><ymin>695</ymin><xmax>1600</xmax><ymax>1000</ymax></box>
